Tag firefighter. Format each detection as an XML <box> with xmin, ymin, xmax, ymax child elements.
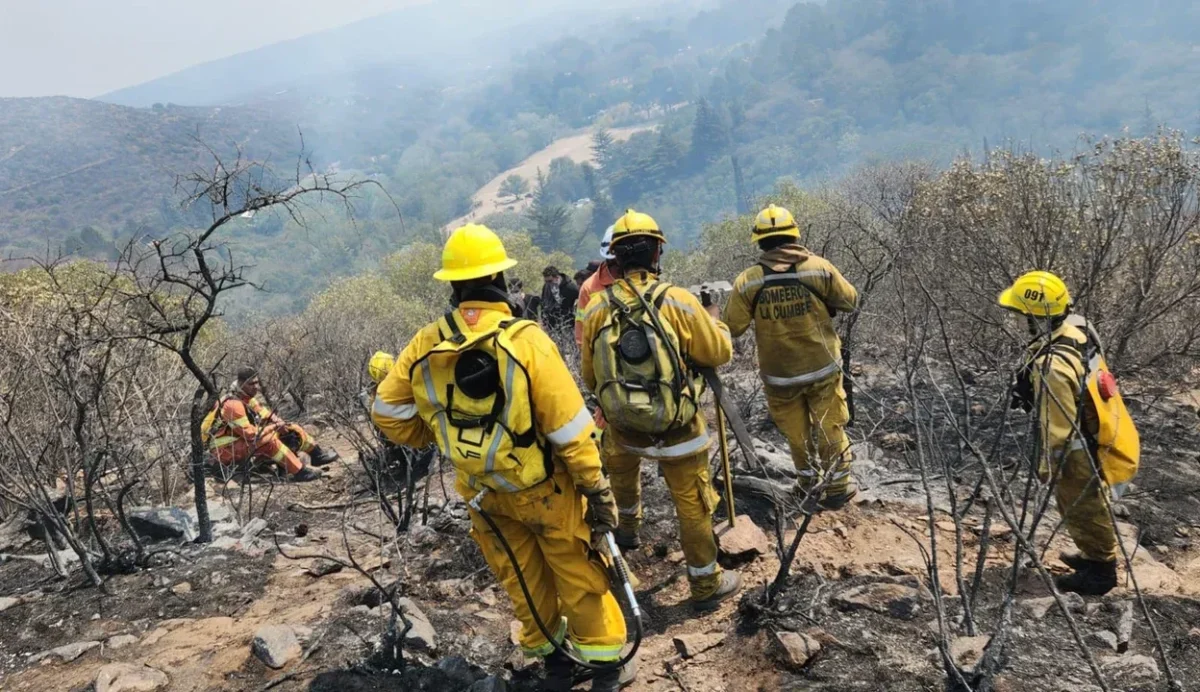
<box><xmin>204</xmin><ymin>368</ymin><xmax>337</xmax><ymax>482</ymax></box>
<box><xmin>723</xmin><ymin>205</ymin><xmax>859</xmax><ymax>511</ymax></box>
<box><xmin>580</xmin><ymin>209</ymin><xmax>742</xmax><ymax>611</ymax></box>
<box><xmin>575</xmin><ymin>226</ymin><xmax>621</xmax><ymax>348</ymax></box>
<box><xmin>372</xmin><ymin>224</ymin><xmax>632</xmax><ymax>691</ymax></box>
<box><xmin>999</xmin><ymin>270</ymin><xmax>1138</xmax><ymax>596</ymax></box>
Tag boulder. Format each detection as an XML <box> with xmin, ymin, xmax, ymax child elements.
<box><xmin>774</xmin><ymin>631</ymin><xmax>821</xmax><ymax>670</ymax></box>
<box><xmin>94</xmin><ymin>662</ymin><xmax>170</xmax><ymax>692</ymax></box>
<box><xmin>30</xmin><ymin>640</ymin><xmax>101</xmax><ymax>663</ymax></box>
<box><xmin>106</xmin><ymin>634</ymin><xmax>139</xmax><ymax>650</ymax></box>
<box><xmin>715</xmin><ymin>516</ymin><xmax>770</xmax><ymax>559</ymax></box>
<box><xmin>1101</xmin><ymin>654</ymin><xmax>1161</xmax><ymax>683</ymax></box>
<box><xmin>306</xmin><ymin>558</ymin><xmax>343</xmax><ymax>578</ymax></box>
<box><xmin>251</xmin><ymin>624</ymin><xmax>302</xmax><ymax>669</ymax></box>
<box><xmin>672</xmin><ymin>632</ymin><xmax>726</xmax><ymax>658</ymax></box>
<box><xmin>832</xmin><ymin>580</ymin><xmax>925</xmax><ymax>620</ymax></box>
<box><xmin>240</xmin><ymin>518</ymin><xmax>268</xmax><ymax>542</ymax></box>
<box><xmin>127</xmin><ymin>508</ymin><xmax>197</xmax><ymax>542</ymax></box>
<box><xmin>398</xmin><ymin>597</ymin><xmax>438</xmax><ymax>652</ymax></box>
<box><xmin>949</xmin><ymin>635</ymin><xmax>991</xmax><ymax>674</ymax></box>
<box><xmin>470</xmin><ymin>675</ymin><xmax>509</xmax><ymax>692</ymax></box>
<box><xmin>436</xmin><ymin>654</ymin><xmax>481</xmax><ymax>687</ymax></box>
<box><xmin>1087</xmin><ymin>630</ymin><xmax>1119</xmax><ymax>651</ymax></box>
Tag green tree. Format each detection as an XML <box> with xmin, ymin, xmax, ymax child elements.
<box><xmin>526</xmin><ymin>168</ymin><xmax>571</xmax><ymax>251</ymax></box>
<box><xmin>690</xmin><ymin>98</ymin><xmax>729</xmax><ymax>165</ymax></box>
<box><xmin>498</xmin><ymin>174</ymin><xmax>530</xmax><ymax>201</ymax></box>
<box><xmin>592</xmin><ymin>128</ymin><xmax>616</xmax><ymax>173</ymax></box>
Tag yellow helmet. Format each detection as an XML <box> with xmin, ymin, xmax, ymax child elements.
<box><xmin>368</xmin><ymin>351</ymin><xmax>395</xmax><ymax>384</ymax></box>
<box><xmin>751</xmin><ymin>204</ymin><xmax>800</xmax><ymax>243</ymax></box>
<box><xmin>610</xmin><ymin>209</ymin><xmax>666</xmax><ymax>247</ymax></box>
<box><xmin>997</xmin><ymin>270</ymin><xmax>1073</xmax><ymax>317</ymax></box>
<box><xmin>433</xmin><ymin>224</ymin><xmax>518</xmax><ymax>282</ymax></box>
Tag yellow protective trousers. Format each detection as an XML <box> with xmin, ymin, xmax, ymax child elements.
<box><xmin>467</xmin><ymin>471</ymin><xmax>626</xmax><ymax>662</ymax></box>
<box><xmin>601</xmin><ymin>431</ymin><xmax>724</xmax><ymax>600</ymax></box>
<box><xmin>1042</xmin><ymin>449</ymin><xmax>1119</xmax><ymax>562</ymax></box>
<box><xmin>764</xmin><ymin>373</ymin><xmax>853</xmax><ymax>497</ymax></box>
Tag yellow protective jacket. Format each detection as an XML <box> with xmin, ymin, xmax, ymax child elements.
<box><xmin>1023</xmin><ymin>317</ymin><xmax>1138</xmax><ymax>483</ymax></box>
<box><xmin>372</xmin><ymin>301</ymin><xmax>603</xmax><ymax>498</ymax></box>
<box><xmin>580</xmin><ymin>270</ymin><xmax>733</xmax><ymax>458</ymax></box>
<box><xmin>1026</xmin><ymin>321</ymin><xmax>1088</xmax><ymax>469</ymax></box>
<box><xmin>724</xmin><ymin>244</ymin><xmax>858</xmax><ymax>387</ymax></box>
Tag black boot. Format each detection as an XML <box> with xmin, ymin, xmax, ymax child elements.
<box><xmin>542</xmin><ymin>650</ymin><xmax>576</xmax><ymax>692</ymax></box>
<box><xmin>1055</xmin><ymin>558</ymin><xmax>1117</xmax><ymax>596</ymax></box>
<box><xmin>309</xmin><ymin>445</ymin><xmax>340</xmax><ymax>467</ymax></box>
<box><xmin>289</xmin><ymin>466</ymin><xmax>324</xmax><ymax>483</ymax></box>
<box><xmin>591</xmin><ymin>660</ymin><xmax>637</xmax><ymax>691</ymax></box>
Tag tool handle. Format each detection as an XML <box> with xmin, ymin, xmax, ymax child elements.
<box><xmin>715</xmin><ymin>406</ymin><xmax>736</xmax><ymax>528</ymax></box>
<box><xmin>603</xmin><ymin>532</ymin><xmax>642</xmax><ymax>619</ymax></box>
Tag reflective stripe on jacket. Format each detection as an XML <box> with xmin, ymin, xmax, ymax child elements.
<box><xmin>580</xmin><ymin>270</ymin><xmax>732</xmax><ymax>457</ymax></box>
<box><xmin>373</xmin><ymin>300</ymin><xmax>604</xmax><ymax>497</ymax></box>
<box><xmin>724</xmin><ymin>244</ymin><xmax>857</xmax><ymax>386</ymax></box>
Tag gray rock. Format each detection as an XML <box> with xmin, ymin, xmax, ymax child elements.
<box><xmin>128</xmin><ymin>507</ymin><xmax>197</xmax><ymax>542</ymax></box>
<box><xmin>408</xmin><ymin>525</ymin><xmax>440</xmax><ymax>548</ymax></box>
<box><xmin>1088</xmin><ymin>630</ymin><xmax>1119</xmax><ymax>651</ymax></box>
<box><xmin>1021</xmin><ymin>597</ymin><xmax>1056</xmax><ymax>620</ymax></box>
<box><xmin>106</xmin><ymin>634</ymin><xmax>139</xmax><ymax>650</ymax></box>
<box><xmin>715</xmin><ymin>516</ymin><xmax>770</xmax><ymax>559</ymax></box>
<box><xmin>398</xmin><ymin>597</ymin><xmax>438</xmax><ymax>652</ymax></box>
<box><xmin>207</xmin><ymin>535</ymin><xmax>237</xmax><ymax>550</ymax></box>
<box><xmin>251</xmin><ymin>624</ymin><xmax>302</xmax><ymax>669</ymax></box>
<box><xmin>94</xmin><ymin>662</ymin><xmax>170</xmax><ymax>692</ymax></box>
<box><xmin>949</xmin><ymin>635</ymin><xmax>991</xmax><ymax>674</ymax></box>
<box><xmin>436</xmin><ymin>654</ymin><xmax>480</xmax><ymax>687</ymax></box>
<box><xmin>774</xmin><ymin>631</ymin><xmax>821</xmax><ymax>671</ymax></box>
<box><xmin>240</xmin><ymin>518</ymin><xmax>268</xmax><ymax>542</ymax></box>
<box><xmin>832</xmin><ymin>581</ymin><xmax>924</xmax><ymax>620</ymax></box>
<box><xmin>0</xmin><ymin>596</ymin><xmax>18</xmax><ymax>612</ymax></box>
<box><xmin>470</xmin><ymin>675</ymin><xmax>509</xmax><ymax>692</ymax></box>
<box><xmin>1101</xmin><ymin>654</ymin><xmax>1161</xmax><ymax>682</ymax></box>
<box><xmin>306</xmin><ymin>558</ymin><xmax>343</xmax><ymax>578</ymax></box>
<box><xmin>30</xmin><ymin>640</ymin><xmax>101</xmax><ymax>663</ymax></box>
<box><xmin>673</xmin><ymin>632</ymin><xmax>726</xmax><ymax>658</ymax></box>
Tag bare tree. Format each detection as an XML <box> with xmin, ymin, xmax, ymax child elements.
<box><xmin>114</xmin><ymin>138</ymin><xmax>383</xmax><ymax>543</ymax></box>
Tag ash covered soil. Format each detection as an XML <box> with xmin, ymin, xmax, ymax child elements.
<box><xmin>2</xmin><ymin>368</ymin><xmax>1200</xmax><ymax>691</ymax></box>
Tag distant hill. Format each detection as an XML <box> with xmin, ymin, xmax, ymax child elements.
<box><xmin>98</xmin><ymin>0</ymin><xmax>670</xmax><ymax>108</ymax></box>
<box><xmin>0</xmin><ymin>97</ymin><xmax>302</xmax><ymax>254</ymax></box>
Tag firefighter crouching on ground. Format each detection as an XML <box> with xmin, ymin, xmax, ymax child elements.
<box><xmin>723</xmin><ymin>205</ymin><xmax>859</xmax><ymax>511</ymax></box>
<box><xmin>371</xmin><ymin>224</ymin><xmax>632</xmax><ymax>692</ymax></box>
<box><xmin>203</xmin><ymin>367</ymin><xmax>338</xmax><ymax>482</ymax></box>
<box><xmin>580</xmin><ymin>209</ymin><xmax>742</xmax><ymax>610</ymax></box>
<box><xmin>999</xmin><ymin>271</ymin><xmax>1140</xmax><ymax>596</ymax></box>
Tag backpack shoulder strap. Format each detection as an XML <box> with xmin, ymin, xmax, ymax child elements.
<box><xmin>437</xmin><ymin>310</ymin><xmax>467</xmax><ymax>345</ymax></box>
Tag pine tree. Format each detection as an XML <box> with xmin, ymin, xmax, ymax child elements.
<box><xmin>690</xmin><ymin>98</ymin><xmax>730</xmax><ymax>166</ymax></box>
<box><xmin>526</xmin><ymin>168</ymin><xmax>570</xmax><ymax>250</ymax></box>
<box><xmin>591</xmin><ymin>128</ymin><xmax>616</xmax><ymax>172</ymax></box>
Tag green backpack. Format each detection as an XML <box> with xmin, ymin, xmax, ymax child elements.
<box><xmin>591</xmin><ymin>280</ymin><xmax>703</xmax><ymax>435</ymax></box>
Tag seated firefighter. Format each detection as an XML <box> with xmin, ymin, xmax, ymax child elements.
<box><xmin>203</xmin><ymin>367</ymin><xmax>338</xmax><ymax>482</ymax></box>
<box><xmin>999</xmin><ymin>271</ymin><xmax>1140</xmax><ymax>596</ymax></box>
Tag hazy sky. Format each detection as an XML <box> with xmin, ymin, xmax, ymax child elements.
<box><xmin>0</xmin><ymin>0</ymin><xmax>424</xmax><ymax>98</ymax></box>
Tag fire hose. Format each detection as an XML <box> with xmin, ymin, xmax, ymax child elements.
<box><xmin>468</xmin><ymin>487</ymin><xmax>643</xmax><ymax>673</ymax></box>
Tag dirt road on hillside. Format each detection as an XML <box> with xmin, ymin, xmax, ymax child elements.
<box><xmin>444</xmin><ymin>124</ymin><xmax>653</xmax><ymax>232</ymax></box>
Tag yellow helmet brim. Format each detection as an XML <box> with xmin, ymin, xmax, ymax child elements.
<box><xmin>750</xmin><ymin>227</ymin><xmax>800</xmax><ymax>243</ymax></box>
<box><xmin>996</xmin><ymin>287</ymin><xmax>1021</xmax><ymax>312</ymax></box>
<box><xmin>433</xmin><ymin>257</ymin><xmax>518</xmax><ymax>282</ymax></box>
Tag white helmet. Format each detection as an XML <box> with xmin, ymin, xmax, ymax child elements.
<box><xmin>599</xmin><ymin>225</ymin><xmax>616</xmax><ymax>260</ymax></box>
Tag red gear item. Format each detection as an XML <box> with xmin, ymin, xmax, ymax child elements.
<box><xmin>1097</xmin><ymin>371</ymin><xmax>1118</xmax><ymax>401</ymax></box>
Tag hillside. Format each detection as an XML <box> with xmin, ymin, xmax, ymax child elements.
<box><xmin>97</xmin><ymin>0</ymin><xmax>679</xmax><ymax>108</ymax></box>
<box><xmin>0</xmin><ymin>97</ymin><xmax>302</xmax><ymax>255</ymax></box>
